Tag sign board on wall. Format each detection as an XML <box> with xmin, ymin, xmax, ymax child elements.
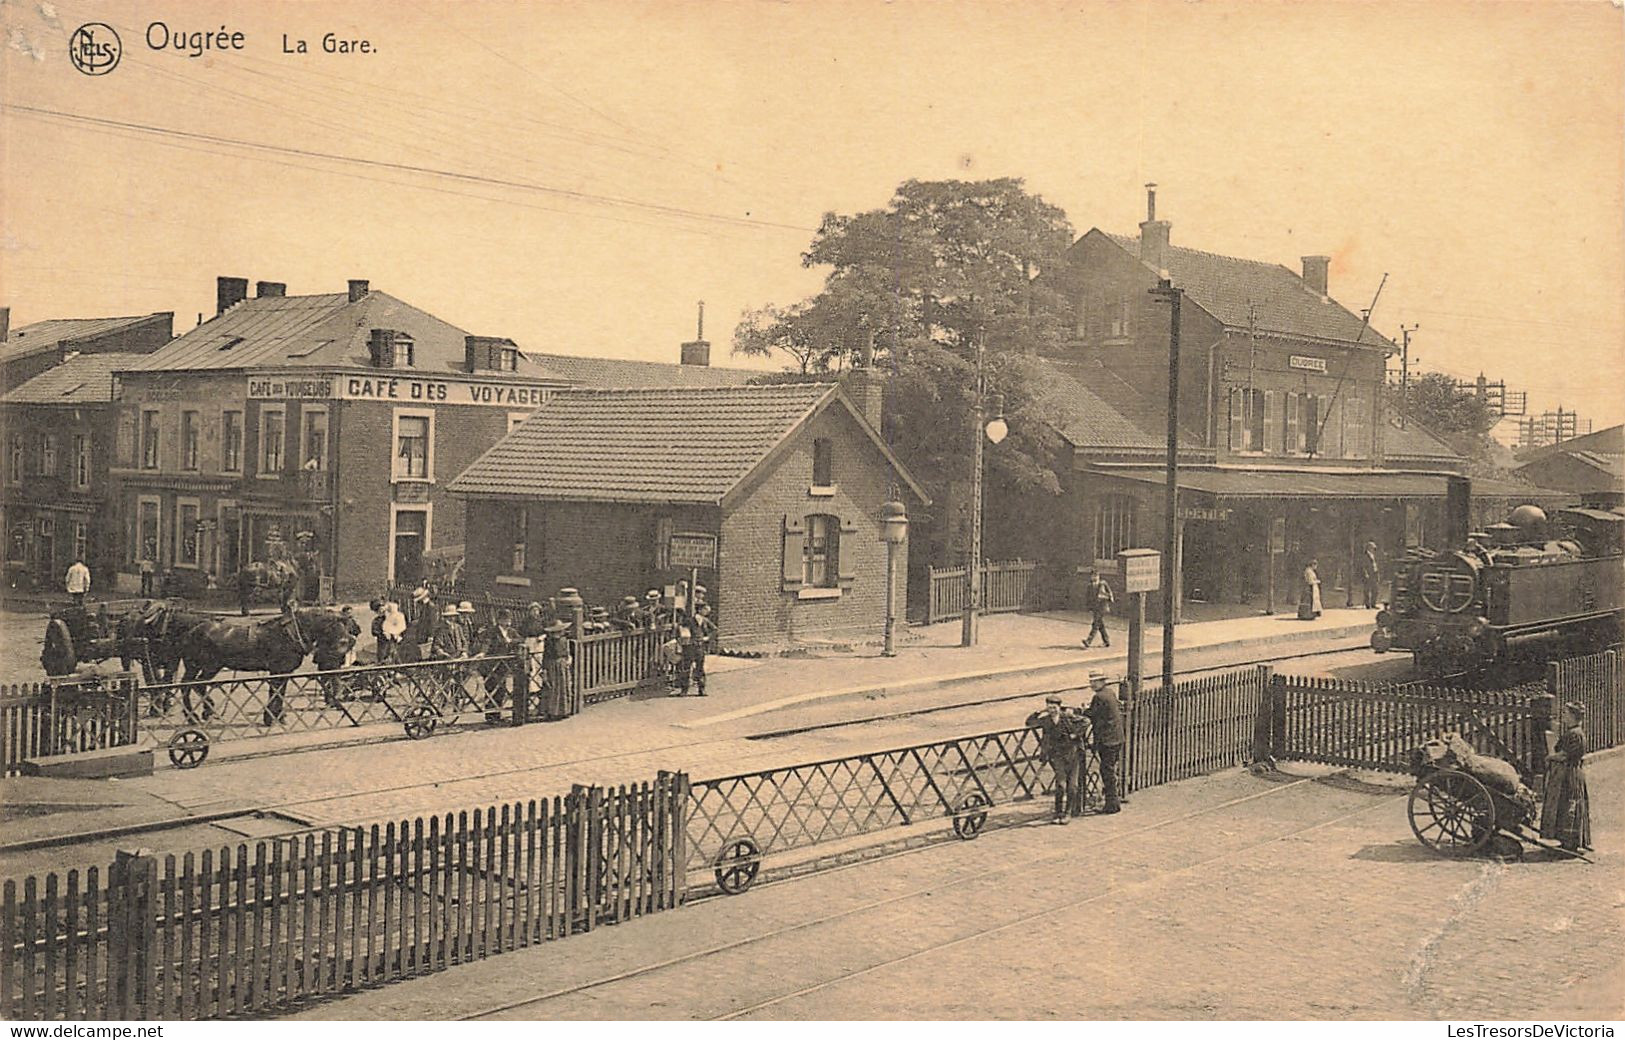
<box><xmin>1176</xmin><ymin>506</ymin><xmax>1233</xmax><ymax>522</ymax></box>
<box><xmin>247</xmin><ymin>374</ymin><xmax>554</xmax><ymax>409</ymax></box>
<box><xmin>1118</xmin><ymin>548</ymin><xmax>1161</xmax><ymax>594</ymax></box>
<box><xmin>668</xmin><ymin>533</ymin><xmax>717</xmax><ymax>570</ymax></box>
<box><xmin>1288</xmin><ymin>355</ymin><xmax>1328</xmax><ymax>373</ymax></box>
<box><xmin>1269</xmin><ymin>516</ymin><xmax>1287</xmax><ymax>554</ymax></box>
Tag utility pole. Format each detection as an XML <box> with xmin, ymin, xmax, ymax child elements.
<box><xmin>1398</xmin><ymin>324</ymin><xmax>1417</xmax><ymax>429</ymax></box>
<box><xmin>961</xmin><ymin>332</ymin><xmax>985</xmax><ymax>647</ymax></box>
<box><xmin>1150</xmin><ymin>278</ymin><xmax>1183</xmax><ymax>688</ymax></box>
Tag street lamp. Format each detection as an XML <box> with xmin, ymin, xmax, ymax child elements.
<box><xmin>961</xmin><ymin>352</ymin><xmax>1006</xmax><ymax>648</ymax></box>
<box><xmin>880</xmin><ymin>500</ymin><xmax>909</xmax><ymax>657</ymax></box>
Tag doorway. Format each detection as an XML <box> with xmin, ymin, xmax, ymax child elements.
<box><xmin>392</xmin><ymin>508</ymin><xmax>428</xmax><ymax>587</ymax></box>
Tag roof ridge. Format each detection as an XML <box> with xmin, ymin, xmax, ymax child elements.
<box><xmin>1102</xmin><ymin>230</ymin><xmax>1293</xmax><ymax>270</ymax></box>
<box><xmin>553</xmin><ymin>381</ymin><xmax>834</xmax><ymax>395</ymax></box>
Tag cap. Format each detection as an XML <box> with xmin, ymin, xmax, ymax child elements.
<box><xmin>1044</xmin><ymin>694</ymin><xmax>1062</xmax><ymax>705</ymax></box>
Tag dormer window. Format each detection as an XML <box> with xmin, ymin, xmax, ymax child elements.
<box><xmin>498</xmin><ymin>347</ymin><xmax>518</xmax><ymax>372</ymax></box>
<box><xmin>394</xmin><ymin>334</ymin><xmax>415</xmax><ymax>368</ymax></box>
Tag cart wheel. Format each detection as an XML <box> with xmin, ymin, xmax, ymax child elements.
<box><xmin>403</xmin><ymin>706</ymin><xmax>439</xmax><ymax>740</ymax></box>
<box><xmin>713</xmin><ymin>837</ymin><xmax>761</xmax><ymax>895</ymax></box>
<box><xmin>953</xmin><ymin>792</ymin><xmax>991</xmax><ymax>840</ymax></box>
<box><xmin>167</xmin><ymin>728</ymin><xmax>209</xmax><ymax>770</ymax></box>
<box><xmin>41</xmin><ymin>619</ymin><xmax>77</xmax><ymax>677</ymax></box>
<box><xmin>1408</xmin><ymin>769</ymin><xmax>1495</xmax><ymax>857</ymax></box>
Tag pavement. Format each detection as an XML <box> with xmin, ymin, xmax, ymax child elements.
<box><xmin>288</xmin><ymin>751</ymin><xmax>1624</xmax><ymax>1021</ymax></box>
<box><xmin>0</xmin><ymin>607</ymin><xmax>1379</xmax><ymax>876</ymax></box>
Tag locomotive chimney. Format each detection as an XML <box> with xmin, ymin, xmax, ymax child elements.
<box><xmin>1445</xmin><ymin>475</ymin><xmax>1471</xmax><ymax>549</ymax></box>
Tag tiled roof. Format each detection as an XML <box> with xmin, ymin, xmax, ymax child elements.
<box><xmin>450</xmin><ymin>383</ymin><xmax>838</xmax><ymax>503</ymax></box>
<box><xmin>122</xmin><ymin>291</ymin><xmax>555</xmax><ymax>379</ymax></box>
<box><xmin>525</xmin><ymin>351</ymin><xmax>759</xmax><ymax>388</ymax></box>
<box><xmin>1100</xmin><ymin>232</ymin><xmax>1395</xmax><ymax>351</ymax></box>
<box><xmin>1383</xmin><ymin>420</ymin><xmax>1464</xmax><ymax>461</ymax></box>
<box><xmin>0</xmin><ymin>352</ymin><xmax>148</xmax><ymax>405</ymax></box>
<box><xmin>1101</xmin><ymin>466</ymin><xmax>1452</xmax><ymax>499</ymax></box>
<box><xmin>0</xmin><ymin>314</ymin><xmax>170</xmax><ymax>364</ymax></box>
<box><xmin>1035</xmin><ymin>358</ymin><xmax>1204</xmax><ymax>452</ymax></box>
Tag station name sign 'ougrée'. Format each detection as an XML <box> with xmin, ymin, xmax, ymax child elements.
<box><xmin>247</xmin><ymin>375</ymin><xmax>553</xmax><ymax>408</ymax></box>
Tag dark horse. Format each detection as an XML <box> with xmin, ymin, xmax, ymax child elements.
<box><xmin>117</xmin><ymin>601</ymin><xmax>216</xmax><ymax>686</ymax></box>
<box><xmin>235</xmin><ymin>560</ymin><xmax>303</xmax><ymax>614</ymax></box>
<box><xmin>176</xmin><ymin>608</ymin><xmax>355</xmax><ymax>726</ymax></box>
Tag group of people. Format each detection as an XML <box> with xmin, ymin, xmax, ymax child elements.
<box><xmin>1298</xmin><ymin>541</ymin><xmax>1384</xmax><ymax>620</ymax></box>
<box><xmin>1024</xmin><ymin>670</ymin><xmax>1127</xmax><ymax>822</ymax></box>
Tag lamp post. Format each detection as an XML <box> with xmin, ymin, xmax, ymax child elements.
<box><xmin>960</xmin><ymin>352</ymin><xmax>1008</xmax><ymax>650</ymax></box>
<box><xmin>880</xmin><ymin>500</ymin><xmax>909</xmax><ymax>656</ymax></box>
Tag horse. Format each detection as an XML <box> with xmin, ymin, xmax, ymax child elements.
<box><xmin>176</xmin><ymin>608</ymin><xmax>356</xmax><ymax>726</ymax></box>
<box><xmin>234</xmin><ymin>560</ymin><xmax>303</xmax><ymax>612</ymax></box>
<box><xmin>117</xmin><ymin>601</ymin><xmax>216</xmax><ymax>686</ymax></box>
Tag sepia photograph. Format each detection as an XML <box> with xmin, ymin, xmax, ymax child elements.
<box><xmin>0</xmin><ymin>0</ymin><xmax>1621</xmax><ymax>1028</ymax></box>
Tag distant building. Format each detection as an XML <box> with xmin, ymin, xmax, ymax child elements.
<box><xmin>1512</xmin><ymin>424</ymin><xmax>1624</xmax><ymax>503</ymax></box>
<box><xmin>0</xmin><ymin>309</ymin><xmax>174</xmax><ymax>393</ymax></box>
<box><xmin>451</xmin><ymin>374</ymin><xmax>929</xmax><ymax>648</ymax></box>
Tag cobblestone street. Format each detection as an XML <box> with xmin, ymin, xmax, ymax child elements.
<box><xmin>290</xmin><ymin>752</ymin><xmax>1623</xmax><ymax>1021</ymax></box>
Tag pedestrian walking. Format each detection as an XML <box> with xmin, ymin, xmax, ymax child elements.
<box><xmin>1541</xmin><ymin>702</ymin><xmax>1592</xmax><ymax>853</ymax></box>
<box><xmin>1085</xmin><ymin>671</ymin><xmax>1125</xmax><ymax>814</ymax></box>
<box><xmin>1025</xmin><ymin>694</ymin><xmax>1086</xmax><ymax>823</ymax></box>
<box><xmin>676</xmin><ymin>605</ymin><xmax>715</xmax><ymax>696</ymax></box>
<box><xmin>65</xmin><ymin>557</ymin><xmax>91</xmax><ymax>608</ymax></box>
<box><xmin>1298</xmin><ymin>558</ymin><xmax>1323</xmax><ymax>620</ymax></box>
<box><xmin>1081</xmin><ymin>569</ymin><xmax>1114</xmax><ymax>649</ymax></box>
<box><xmin>1359</xmin><ymin>541</ymin><xmax>1381</xmax><ymax>609</ymax></box>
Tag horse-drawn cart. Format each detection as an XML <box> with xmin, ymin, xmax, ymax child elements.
<box><xmin>40</xmin><ymin>600</ymin><xmax>151</xmax><ymax>678</ymax></box>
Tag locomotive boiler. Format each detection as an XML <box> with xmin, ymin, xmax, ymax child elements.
<box><xmin>1371</xmin><ymin>503</ymin><xmax>1624</xmax><ymax>676</ymax></box>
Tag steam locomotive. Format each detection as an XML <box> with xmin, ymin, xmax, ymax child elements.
<box><xmin>1371</xmin><ymin>502</ymin><xmax>1624</xmax><ymax>677</ymax></box>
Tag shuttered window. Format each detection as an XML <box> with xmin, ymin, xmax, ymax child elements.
<box><xmin>1284</xmin><ymin>392</ymin><xmax>1300</xmax><ymax>454</ymax></box>
<box><xmin>1263</xmin><ymin>391</ymin><xmax>1281</xmax><ymax>453</ymax></box>
<box><xmin>1228</xmin><ymin>388</ymin><xmax>1245</xmax><ymax>451</ymax></box>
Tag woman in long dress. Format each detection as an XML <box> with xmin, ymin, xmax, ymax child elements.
<box><xmin>1541</xmin><ymin>701</ymin><xmax>1592</xmax><ymax>852</ymax></box>
<box><xmin>1298</xmin><ymin>558</ymin><xmax>1323</xmax><ymax>619</ymax></box>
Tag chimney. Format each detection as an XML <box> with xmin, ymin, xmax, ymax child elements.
<box><xmin>1138</xmin><ymin>183</ymin><xmax>1171</xmax><ymax>274</ymax></box>
<box><xmin>368</xmin><ymin>328</ymin><xmax>395</xmax><ymax>368</ymax></box>
<box><xmin>0</xmin><ymin>307</ymin><xmax>9</xmax><ymax>342</ymax></box>
<box><xmin>348</xmin><ymin>279</ymin><xmax>370</xmax><ymax>303</ymax></box>
<box><xmin>1301</xmin><ymin>256</ymin><xmax>1330</xmax><ymax>297</ymax></box>
<box><xmin>843</xmin><ymin>366</ymin><xmax>885</xmax><ymax>432</ymax></box>
<box><xmin>216</xmin><ymin>276</ymin><xmax>249</xmax><ymax>315</ymax></box>
<box><xmin>464</xmin><ymin>335</ymin><xmax>513</xmax><ymax>372</ymax></box>
<box><xmin>255</xmin><ymin>281</ymin><xmax>286</xmax><ymax>298</ymax></box>
<box><xmin>680</xmin><ymin>299</ymin><xmax>710</xmax><ymax>366</ymax></box>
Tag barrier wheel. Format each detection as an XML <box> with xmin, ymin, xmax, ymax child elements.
<box><xmin>713</xmin><ymin>837</ymin><xmax>761</xmax><ymax>895</ymax></box>
<box><xmin>167</xmin><ymin>728</ymin><xmax>209</xmax><ymax>770</ymax></box>
<box><xmin>403</xmin><ymin>705</ymin><xmax>439</xmax><ymax>740</ymax></box>
<box><xmin>953</xmin><ymin>792</ymin><xmax>991</xmax><ymax>840</ymax></box>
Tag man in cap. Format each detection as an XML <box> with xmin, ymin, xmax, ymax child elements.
<box><xmin>1026</xmin><ymin>693</ymin><xmax>1086</xmax><ymax>823</ymax></box>
<box><xmin>1085</xmin><ymin>670</ymin><xmax>1125</xmax><ymax>813</ymax></box>
<box><xmin>1081</xmin><ymin>569</ymin><xmax>1115</xmax><ymax>649</ymax></box>
<box><xmin>677</xmin><ymin>604</ymin><xmax>715</xmax><ymax>696</ymax></box>
<box><xmin>1359</xmin><ymin>540</ymin><xmax>1381</xmax><ymax>609</ymax></box>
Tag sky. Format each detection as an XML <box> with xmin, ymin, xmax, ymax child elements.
<box><xmin>3</xmin><ymin>0</ymin><xmax>1622</xmax><ymax>437</ymax></box>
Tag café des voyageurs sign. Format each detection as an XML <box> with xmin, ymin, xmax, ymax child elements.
<box><xmin>247</xmin><ymin>373</ymin><xmax>555</xmax><ymax>409</ymax></box>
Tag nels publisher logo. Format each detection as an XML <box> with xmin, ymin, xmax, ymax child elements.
<box><xmin>69</xmin><ymin>22</ymin><xmax>122</xmax><ymax>76</ymax></box>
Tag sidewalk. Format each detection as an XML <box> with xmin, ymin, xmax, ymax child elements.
<box><xmin>0</xmin><ymin>607</ymin><xmax>1376</xmax><ymax>872</ymax></box>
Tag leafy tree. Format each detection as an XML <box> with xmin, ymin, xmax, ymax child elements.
<box><xmin>1390</xmin><ymin>372</ymin><xmax>1498</xmax><ymax>435</ymax></box>
<box><xmin>736</xmin><ymin>179</ymin><xmax>1078</xmax><ymax>557</ymax></box>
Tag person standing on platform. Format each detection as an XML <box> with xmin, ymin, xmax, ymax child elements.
<box><xmin>1025</xmin><ymin>694</ymin><xmax>1085</xmax><ymax>823</ymax></box>
<box><xmin>1081</xmin><ymin>569</ymin><xmax>1114</xmax><ymax>649</ymax></box>
<box><xmin>676</xmin><ymin>605</ymin><xmax>715</xmax><ymax>696</ymax></box>
<box><xmin>1359</xmin><ymin>541</ymin><xmax>1381</xmax><ymax>609</ymax></box>
<box><xmin>1086</xmin><ymin>671</ymin><xmax>1125</xmax><ymax>814</ymax></box>
<box><xmin>65</xmin><ymin>558</ymin><xmax>91</xmax><ymax>608</ymax></box>
<box><xmin>1298</xmin><ymin>558</ymin><xmax>1323</xmax><ymax>620</ymax></box>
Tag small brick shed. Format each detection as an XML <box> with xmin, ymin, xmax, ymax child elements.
<box><xmin>449</xmin><ymin>380</ymin><xmax>929</xmax><ymax>648</ymax></box>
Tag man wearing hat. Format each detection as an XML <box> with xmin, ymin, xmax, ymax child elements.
<box><xmin>1085</xmin><ymin>671</ymin><xmax>1125</xmax><ymax>814</ymax></box>
<box><xmin>1025</xmin><ymin>693</ymin><xmax>1086</xmax><ymax>823</ymax></box>
<box><xmin>676</xmin><ymin>605</ymin><xmax>716</xmax><ymax>696</ymax></box>
<box><xmin>614</xmin><ymin>595</ymin><xmax>644</xmax><ymax>631</ymax></box>
<box><xmin>396</xmin><ymin>587</ymin><xmax>434</xmax><ymax>663</ymax></box>
<box><xmin>1359</xmin><ymin>541</ymin><xmax>1381</xmax><ymax>609</ymax></box>
<box><xmin>431</xmin><ymin>604</ymin><xmax>466</xmax><ymax>659</ymax></box>
<box><xmin>1081</xmin><ymin>568</ymin><xmax>1114</xmax><ymax>649</ymax></box>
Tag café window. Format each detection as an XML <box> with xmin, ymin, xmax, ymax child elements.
<box><xmin>140</xmin><ymin>410</ymin><xmax>160</xmax><ymax>469</ymax></box>
<box><xmin>301</xmin><ymin>408</ymin><xmax>329</xmax><ymax>471</ymax></box>
<box><xmin>73</xmin><ymin>434</ymin><xmax>90</xmax><ymax>490</ymax></box>
<box><xmin>510</xmin><ymin>506</ymin><xmax>528</xmax><ymax>573</ymax></box>
<box><xmin>7</xmin><ymin>434</ymin><xmax>20</xmax><ymax>483</ymax></box>
<box><xmin>1093</xmin><ymin>494</ymin><xmax>1138</xmax><ymax>561</ymax></box>
<box><xmin>176</xmin><ymin>499</ymin><xmax>200</xmax><ymax>567</ymax></box>
<box><xmin>812</xmin><ymin>438</ymin><xmax>834</xmax><ymax>488</ymax></box>
<box><xmin>803</xmin><ymin>513</ymin><xmax>840</xmax><ymax>588</ymax></box>
<box><xmin>72</xmin><ymin>520</ymin><xmax>87</xmax><ymax>564</ymax></box>
<box><xmin>259</xmin><ymin>408</ymin><xmax>286</xmax><ymax>474</ymax></box>
<box><xmin>222</xmin><ymin>410</ymin><xmax>243</xmax><ymax>472</ymax></box>
<box><xmin>39</xmin><ymin>435</ymin><xmax>57</xmax><ymax>476</ymax></box>
<box><xmin>181</xmin><ymin>410</ymin><xmax>199</xmax><ymax>471</ymax></box>
<box><xmin>392</xmin><ymin>410</ymin><xmax>433</xmax><ymax>481</ymax></box>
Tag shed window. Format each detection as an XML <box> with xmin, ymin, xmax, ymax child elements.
<box><xmin>803</xmin><ymin>514</ymin><xmax>840</xmax><ymax>588</ymax></box>
<box><xmin>511</xmin><ymin>506</ymin><xmax>528</xmax><ymax>573</ymax></box>
<box><xmin>1093</xmin><ymin>494</ymin><xmax>1138</xmax><ymax>561</ymax></box>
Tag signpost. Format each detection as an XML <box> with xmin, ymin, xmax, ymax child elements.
<box><xmin>1117</xmin><ymin>548</ymin><xmax>1161</xmax><ymax>697</ymax></box>
<box><xmin>668</xmin><ymin>533</ymin><xmax>716</xmax><ymax>620</ymax></box>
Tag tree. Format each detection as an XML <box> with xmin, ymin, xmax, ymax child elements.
<box><xmin>1388</xmin><ymin>372</ymin><xmax>1520</xmax><ymax>479</ymax></box>
<box><xmin>735</xmin><ymin>179</ymin><xmax>1078</xmax><ymax>548</ymax></box>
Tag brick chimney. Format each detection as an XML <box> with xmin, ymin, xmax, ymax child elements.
<box><xmin>255</xmin><ymin>281</ymin><xmax>286</xmax><ymax>298</ymax></box>
<box><xmin>843</xmin><ymin>366</ymin><xmax>885</xmax><ymax>432</ymax></box>
<box><xmin>1301</xmin><ymin>256</ymin><xmax>1330</xmax><ymax>297</ymax></box>
<box><xmin>216</xmin><ymin>276</ymin><xmax>249</xmax><ymax>316</ymax></box>
<box><xmin>348</xmin><ymin>279</ymin><xmax>370</xmax><ymax>304</ymax></box>
<box><xmin>464</xmin><ymin>335</ymin><xmax>514</xmax><ymax>372</ymax></box>
<box><xmin>680</xmin><ymin>300</ymin><xmax>710</xmax><ymax>366</ymax></box>
<box><xmin>1139</xmin><ymin>183</ymin><xmax>1171</xmax><ymax>273</ymax></box>
<box><xmin>368</xmin><ymin>328</ymin><xmax>396</xmax><ymax>368</ymax></box>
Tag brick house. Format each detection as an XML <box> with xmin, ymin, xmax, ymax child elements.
<box><xmin>0</xmin><ymin>310</ymin><xmax>174</xmax><ymax>394</ymax></box>
<box><xmin>450</xmin><ymin>375</ymin><xmax>929</xmax><ymax>648</ymax></box>
<box><xmin>1029</xmin><ymin>187</ymin><xmax>1537</xmax><ymax>617</ymax></box>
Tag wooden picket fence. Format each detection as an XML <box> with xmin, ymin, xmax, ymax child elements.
<box><xmin>1547</xmin><ymin>647</ymin><xmax>1624</xmax><ymax>751</ymax></box>
<box><xmin>925</xmin><ymin>559</ymin><xmax>1039</xmax><ymax>623</ymax></box>
<box><xmin>573</xmin><ymin>624</ymin><xmax>674</xmax><ymax>705</ymax></box>
<box><xmin>0</xmin><ymin>773</ymin><xmax>688</xmax><ymax>1021</ymax></box>
<box><xmin>1122</xmin><ymin>668</ymin><xmax>1266</xmax><ymax>793</ymax></box>
<box><xmin>1</xmin><ymin>677</ymin><xmax>138</xmax><ymax>777</ymax></box>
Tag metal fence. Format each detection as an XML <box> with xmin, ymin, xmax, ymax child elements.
<box><xmin>925</xmin><ymin>559</ymin><xmax>1039</xmax><ymax>624</ymax></box>
<box><xmin>1</xmin><ymin>677</ymin><xmax>138</xmax><ymax>776</ymax></box>
<box><xmin>0</xmin><ymin>773</ymin><xmax>688</xmax><ymax>1021</ymax></box>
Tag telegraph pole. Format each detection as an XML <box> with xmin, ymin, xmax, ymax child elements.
<box><xmin>1398</xmin><ymin>324</ymin><xmax>1417</xmax><ymax>429</ymax></box>
<box><xmin>1150</xmin><ymin>278</ymin><xmax>1183</xmax><ymax>688</ymax></box>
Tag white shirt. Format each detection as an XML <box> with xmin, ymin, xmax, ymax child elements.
<box><xmin>381</xmin><ymin>605</ymin><xmax>407</xmax><ymax>639</ymax></box>
<box><xmin>65</xmin><ymin>562</ymin><xmax>91</xmax><ymax>594</ymax></box>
